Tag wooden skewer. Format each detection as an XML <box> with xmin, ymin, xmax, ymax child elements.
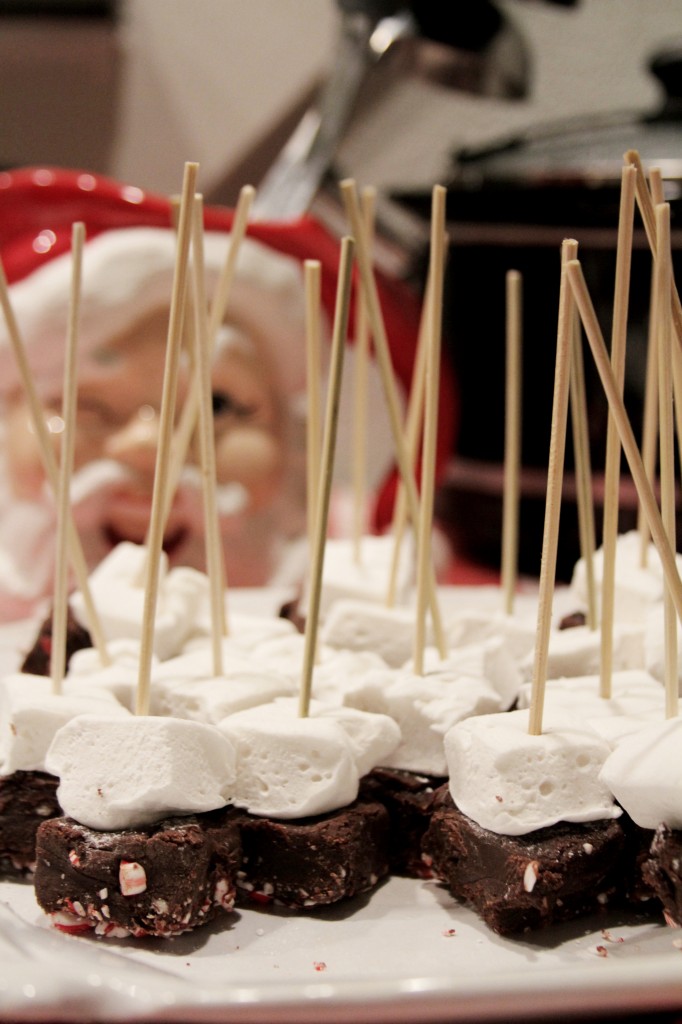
<box><xmin>191</xmin><ymin>194</ymin><xmax>226</xmax><ymax>677</ymax></box>
<box><xmin>625</xmin><ymin>150</ymin><xmax>682</xmax><ymax>354</ymax></box>
<box><xmin>136</xmin><ymin>161</ymin><xmax>198</xmax><ymax>717</ymax></box>
<box><xmin>528</xmin><ymin>239</ymin><xmax>577</xmax><ymax>736</ymax></box>
<box><xmin>351</xmin><ymin>186</ymin><xmax>376</xmax><ymax>562</ymax></box>
<box><xmin>566</xmin><ymin>258</ymin><xmax>682</xmax><ymax>628</ymax></box>
<box><xmin>340</xmin><ymin>178</ymin><xmax>446</xmax><ymax>658</ymax></box>
<box><xmin>299</xmin><ymin>237</ymin><xmax>355</xmax><ymax>718</ymax></box>
<box><xmin>413</xmin><ymin>185</ymin><xmax>447</xmax><ymax>676</ymax></box>
<box><xmin>50</xmin><ymin>222</ymin><xmax>85</xmax><ymax>695</ymax></box>
<box><xmin>162</xmin><ymin>183</ymin><xmax>255</xmax><ymax>576</ymax></box>
<box><xmin>0</xmin><ymin>262</ymin><xmax>110</xmax><ymax>666</ymax></box>
<box><xmin>600</xmin><ymin>163</ymin><xmax>636</xmax><ymax>697</ymax></box>
<box><xmin>305</xmin><ymin>260</ymin><xmax>323</xmax><ymax>561</ymax></box>
<box><xmin>501</xmin><ymin>269</ymin><xmax>522</xmax><ymax>616</ymax></box>
<box><xmin>636</xmin><ymin>168</ymin><xmax>665</xmax><ymax>567</ymax></box>
<box><xmin>569</xmin><ymin>306</ymin><xmax>597</xmax><ymax>631</ymax></box>
<box><xmin>654</xmin><ymin>203</ymin><xmax>678</xmax><ymax>718</ymax></box>
<box><xmin>386</xmin><ymin>267</ymin><xmax>431</xmax><ymax>608</ymax></box>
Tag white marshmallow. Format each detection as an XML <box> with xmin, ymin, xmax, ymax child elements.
<box><xmin>445</xmin><ymin>708</ymin><xmax>621</xmax><ymax>835</ymax></box>
<box><xmin>518</xmin><ymin>623</ymin><xmax>645</xmax><ymax>684</ymax></box>
<box><xmin>70</xmin><ymin>542</ymin><xmax>206</xmax><ymax>660</ymax></box>
<box><xmin>321</xmin><ymin>599</ymin><xmax>426</xmax><ymax>668</ymax></box>
<box><xmin>0</xmin><ymin>674</ymin><xmax>129</xmax><ymax>775</ymax></box>
<box><xmin>298</xmin><ymin>698</ymin><xmax>400</xmax><ymax>777</ymax></box>
<box><xmin>447</xmin><ymin>608</ymin><xmax>537</xmax><ymax>663</ymax></box>
<box><xmin>149</xmin><ymin>669</ymin><xmax>296</xmax><ymax>723</ymax></box>
<box><xmin>66</xmin><ymin>662</ymin><xmax>142</xmax><ymax>713</ymax></box>
<box><xmin>307</xmin><ymin>534</ymin><xmax>414</xmax><ymax>622</ymax></box>
<box><xmin>515</xmin><ymin>669</ymin><xmax>664</xmax><ymax>724</ymax></box>
<box><xmin>644</xmin><ymin>603</ymin><xmax>682</xmax><ymax>692</ymax></box>
<box><xmin>569</xmin><ymin>530</ymin><xmax>682</xmax><ymax>623</ymax></box>
<box><xmin>341</xmin><ymin>668</ymin><xmax>502</xmax><ymax>776</ymax></box>
<box><xmin>406</xmin><ymin>639</ymin><xmax>522</xmax><ymax>711</ymax></box>
<box><xmin>587</xmin><ymin>708</ymin><xmax>665</xmax><ymax>747</ymax></box>
<box><xmin>68</xmin><ymin>638</ymin><xmax>150</xmax><ymax>674</ymax></box>
<box><xmin>153</xmin><ymin>647</ymin><xmax>261</xmax><ymax>685</ymax></box>
<box><xmin>599</xmin><ymin>717</ymin><xmax>682</xmax><ymax>830</ymax></box>
<box><xmin>240</xmin><ymin>632</ymin><xmax>310</xmax><ymax>681</ymax></box>
<box><xmin>309</xmin><ymin>648</ymin><xmax>388</xmax><ymax>705</ymax></box>
<box><xmin>184</xmin><ymin>609</ymin><xmax>297</xmax><ymax>653</ymax></box>
<box><xmin>219</xmin><ymin>706</ymin><xmax>359</xmax><ymax>818</ymax></box>
<box><xmin>46</xmin><ymin>714</ymin><xmax>237</xmax><ymax>830</ymax></box>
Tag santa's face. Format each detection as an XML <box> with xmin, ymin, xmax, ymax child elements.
<box><xmin>4</xmin><ymin>304</ymin><xmax>294</xmax><ymax>586</ymax></box>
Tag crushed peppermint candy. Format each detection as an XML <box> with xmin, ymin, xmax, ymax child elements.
<box><xmin>50</xmin><ymin>911</ymin><xmax>93</xmax><ymax>935</ymax></box>
<box><xmin>523</xmin><ymin>861</ymin><xmax>539</xmax><ymax>893</ymax></box>
<box><xmin>313</xmin><ymin>962</ymin><xmax>327</xmax><ymax>972</ymax></box>
<box><xmin>119</xmin><ymin>860</ymin><xmax>147</xmax><ymax>896</ymax></box>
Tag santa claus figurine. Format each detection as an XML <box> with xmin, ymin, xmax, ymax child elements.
<box><xmin>0</xmin><ymin>166</ymin><xmax>456</xmax><ymax>622</ymax></box>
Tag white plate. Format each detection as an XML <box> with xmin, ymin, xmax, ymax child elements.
<box><xmin>1</xmin><ymin>876</ymin><xmax>681</xmax><ymax>1023</ymax></box>
<box><xmin>1</xmin><ymin>585</ymin><xmax>679</xmax><ymax>1022</ymax></box>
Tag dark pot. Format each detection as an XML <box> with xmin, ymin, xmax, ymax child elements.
<box><xmin>397</xmin><ymin>49</ymin><xmax>682</xmax><ymax>580</ymax></box>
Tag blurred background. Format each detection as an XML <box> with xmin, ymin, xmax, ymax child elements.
<box><xmin>1</xmin><ymin>0</ymin><xmax>681</xmax><ymax>580</ymax></box>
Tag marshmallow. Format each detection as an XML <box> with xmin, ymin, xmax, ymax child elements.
<box><xmin>569</xmin><ymin>530</ymin><xmax>682</xmax><ymax>623</ymax></box>
<box><xmin>68</xmin><ymin>638</ymin><xmax>151</xmax><ymax>674</ymax></box>
<box><xmin>70</xmin><ymin>543</ymin><xmax>206</xmax><ymax>660</ymax></box>
<box><xmin>446</xmin><ymin>608</ymin><xmax>537</xmax><ymax>663</ymax></box>
<box><xmin>149</xmin><ymin>669</ymin><xmax>296</xmax><ymax>723</ymax></box>
<box><xmin>46</xmin><ymin>714</ymin><xmax>237</xmax><ymax>830</ymax></box>
<box><xmin>184</xmin><ymin>608</ymin><xmax>297</xmax><ymax>653</ymax></box>
<box><xmin>406</xmin><ymin>639</ymin><xmax>522</xmax><ymax>711</ymax></box>
<box><xmin>219</xmin><ymin>698</ymin><xmax>399</xmax><ymax>818</ymax></box>
<box><xmin>301</xmin><ymin>699</ymin><xmax>401</xmax><ymax>777</ymax></box>
<box><xmin>321</xmin><ymin>599</ymin><xmax>427</xmax><ymax>668</ymax></box>
<box><xmin>219</xmin><ymin>707</ymin><xmax>359</xmax><ymax>818</ymax></box>
<box><xmin>0</xmin><ymin>674</ymin><xmax>129</xmax><ymax>775</ymax></box>
<box><xmin>307</xmin><ymin>534</ymin><xmax>414</xmax><ymax>623</ymax></box>
<box><xmin>65</xmin><ymin>662</ymin><xmax>142</xmax><ymax>713</ymax></box>
<box><xmin>308</xmin><ymin>648</ymin><xmax>388</xmax><ymax>705</ymax></box>
<box><xmin>644</xmin><ymin>603</ymin><xmax>682</xmax><ymax>692</ymax></box>
<box><xmin>518</xmin><ymin>623</ymin><xmax>645</xmax><ymax>684</ymax></box>
<box><xmin>341</xmin><ymin>668</ymin><xmax>502</xmax><ymax>776</ymax></box>
<box><xmin>445</xmin><ymin>708</ymin><xmax>621</xmax><ymax>835</ymax></box>
<box><xmin>515</xmin><ymin>669</ymin><xmax>664</xmax><ymax>725</ymax></box>
<box><xmin>599</xmin><ymin>717</ymin><xmax>682</xmax><ymax>830</ymax></box>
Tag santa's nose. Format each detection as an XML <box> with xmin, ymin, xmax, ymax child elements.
<box><xmin>103</xmin><ymin>406</ymin><xmax>160</xmax><ymax>478</ymax></box>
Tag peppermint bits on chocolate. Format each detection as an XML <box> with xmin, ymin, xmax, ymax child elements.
<box><xmin>119</xmin><ymin>860</ymin><xmax>147</xmax><ymax>896</ymax></box>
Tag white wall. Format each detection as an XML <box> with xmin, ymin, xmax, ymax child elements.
<box><xmin>109</xmin><ymin>0</ymin><xmax>682</xmax><ymax>199</ymax></box>
<box><xmin>109</xmin><ymin>0</ymin><xmax>337</xmax><ymax>196</ymax></box>
<box><xmin>1</xmin><ymin>0</ymin><xmax>681</xmax><ymax>198</ymax></box>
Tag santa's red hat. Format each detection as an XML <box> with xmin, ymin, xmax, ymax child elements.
<box><xmin>0</xmin><ymin>166</ymin><xmax>457</xmax><ymax>530</ymax></box>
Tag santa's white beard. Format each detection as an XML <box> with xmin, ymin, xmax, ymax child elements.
<box><xmin>0</xmin><ymin>457</ymin><xmax>298</xmax><ymax>622</ymax></box>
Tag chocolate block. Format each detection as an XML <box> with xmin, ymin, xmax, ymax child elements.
<box><xmin>34</xmin><ymin>808</ymin><xmax>241</xmax><ymax>938</ymax></box>
<box><xmin>359</xmin><ymin>767</ymin><xmax>445</xmax><ymax>878</ymax></box>
<box><xmin>619</xmin><ymin>811</ymin><xmax>658</xmax><ymax>910</ymax></box>
<box><xmin>423</xmin><ymin>787</ymin><xmax>628</xmax><ymax>936</ymax></box>
<box><xmin>235</xmin><ymin>798</ymin><xmax>390</xmax><ymax>908</ymax></box>
<box><xmin>0</xmin><ymin>771</ymin><xmax>61</xmax><ymax>878</ymax></box>
<box><xmin>642</xmin><ymin>824</ymin><xmax>682</xmax><ymax>927</ymax></box>
<box><xmin>21</xmin><ymin>605</ymin><xmax>92</xmax><ymax>677</ymax></box>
